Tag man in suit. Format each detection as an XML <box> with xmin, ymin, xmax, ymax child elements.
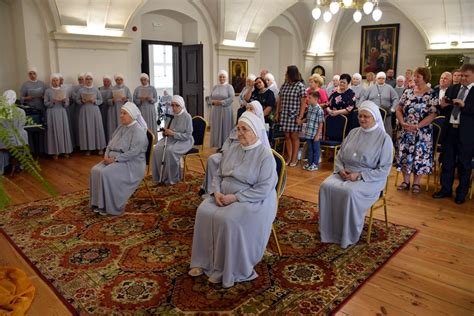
<box><xmin>433</xmin><ymin>63</ymin><xmax>474</xmax><ymax>204</ymax></box>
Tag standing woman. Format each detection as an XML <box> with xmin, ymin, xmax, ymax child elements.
<box><xmin>75</xmin><ymin>72</ymin><xmax>106</xmax><ymax>155</ymax></box>
<box><xmin>89</xmin><ymin>102</ymin><xmax>148</xmax><ymax>216</ymax></box>
<box><xmin>359</xmin><ymin>71</ymin><xmax>399</xmax><ymax>135</ymax></box>
<box><xmin>20</xmin><ymin>67</ymin><xmax>46</xmax><ymax>113</ymax></box>
<box><xmin>307</xmin><ymin>74</ymin><xmax>328</xmax><ymax>107</ymax></box>
<box><xmin>275</xmin><ymin>65</ymin><xmax>306</xmax><ymax>166</ymax></box>
<box><xmin>265</xmin><ymin>73</ymin><xmax>279</xmax><ymax>98</ymax></box>
<box><xmin>44</xmin><ymin>73</ymin><xmax>73</xmax><ymax>159</ymax></box>
<box><xmin>99</xmin><ymin>75</ymin><xmax>113</xmax><ymax>140</ymax></box>
<box><xmin>108</xmin><ymin>73</ymin><xmax>132</xmax><ymax>140</ymax></box>
<box><xmin>237</xmin><ymin>74</ymin><xmax>256</xmax><ymax>122</ymax></box>
<box><xmin>70</xmin><ymin>73</ymin><xmax>85</xmax><ymax>147</ymax></box>
<box><xmin>327</xmin><ymin>73</ymin><xmax>357</xmax><ymax>132</ymax></box>
<box><xmin>246</xmin><ymin>77</ymin><xmax>276</xmax><ymax>127</ymax></box>
<box><xmin>152</xmin><ymin>95</ymin><xmax>193</xmax><ymax>185</ymax></box>
<box><xmin>134</xmin><ymin>73</ymin><xmax>158</xmax><ymax>138</ymax></box>
<box><xmin>396</xmin><ymin>67</ymin><xmax>438</xmax><ymax>193</ymax></box>
<box><xmin>209</xmin><ymin>70</ymin><xmax>234</xmax><ymax>148</ymax></box>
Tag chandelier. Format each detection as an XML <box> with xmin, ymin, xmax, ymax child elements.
<box><xmin>311</xmin><ymin>0</ymin><xmax>382</xmax><ymax>23</ymax></box>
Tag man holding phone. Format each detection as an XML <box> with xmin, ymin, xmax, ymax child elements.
<box><xmin>433</xmin><ymin>64</ymin><xmax>474</xmax><ymax>204</ymax></box>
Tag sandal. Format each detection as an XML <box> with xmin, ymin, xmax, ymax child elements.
<box><xmin>397</xmin><ymin>182</ymin><xmax>410</xmax><ymax>191</ymax></box>
<box><xmin>188</xmin><ymin>267</ymin><xmax>203</xmax><ymax>277</ymax></box>
<box><xmin>412</xmin><ymin>184</ymin><xmax>421</xmax><ymax>194</ymax></box>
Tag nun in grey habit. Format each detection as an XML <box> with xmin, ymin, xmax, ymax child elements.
<box><xmin>189</xmin><ymin>111</ymin><xmax>277</xmax><ymax>288</ymax></box>
<box><xmin>99</xmin><ymin>74</ymin><xmax>113</xmax><ymax>140</ymax></box>
<box><xmin>89</xmin><ymin>102</ymin><xmax>148</xmax><ymax>216</ymax></box>
<box><xmin>107</xmin><ymin>73</ymin><xmax>132</xmax><ymax>140</ymax></box>
<box><xmin>0</xmin><ymin>90</ymin><xmax>28</xmax><ymax>174</ymax></box>
<box><xmin>319</xmin><ymin>100</ymin><xmax>393</xmax><ymax>249</ymax></box>
<box><xmin>75</xmin><ymin>72</ymin><xmax>107</xmax><ymax>153</ymax></box>
<box><xmin>44</xmin><ymin>73</ymin><xmax>73</xmax><ymax>158</ymax></box>
<box><xmin>359</xmin><ymin>72</ymin><xmax>399</xmax><ymax>135</ymax></box>
<box><xmin>209</xmin><ymin>70</ymin><xmax>234</xmax><ymax>148</ymax></box>
<box><xmin>201</xmin><ymin>100</ymin><xmax>271</xmax><ymax>194</ymax></box>
<box><xmin>151</xmin><ymin>95</ymin><xmax>193</xmax><ymax>185</ymax></box>
<box><xmin>133</xmin><ymin>73</ymin><xmax>158</xmax><ymax>138</ymax></box>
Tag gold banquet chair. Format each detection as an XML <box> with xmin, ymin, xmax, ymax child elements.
<box><xmin>271</xmin><ymin>149</ymin><xmax>286</xmax><ymax>256</ymax></box>
<box><xmin>366</xmin><ymin>150</ymin><xmax>394</xmax><ymax>244</ymax></box>
<box><xmin>182</xmin><ymin>116</ymin><xmax>207</xmax><ymax>180</ymax></box>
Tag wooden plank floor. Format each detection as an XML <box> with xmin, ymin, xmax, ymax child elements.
<box><xmin>0</xmin><ymin>146</ymin><xmax>473</xmax><ymax>315</ymax></box>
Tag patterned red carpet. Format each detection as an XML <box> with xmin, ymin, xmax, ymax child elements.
<box><xmin>0</xmin><ymin>173</ymin><xmax>416</xmax><ymax>315</ymax></box>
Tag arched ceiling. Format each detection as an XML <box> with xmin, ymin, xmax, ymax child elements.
<box><xmin>47</xmin><ymin>0</ymin><xmax>473</xmax><ymax>50</ymax></box>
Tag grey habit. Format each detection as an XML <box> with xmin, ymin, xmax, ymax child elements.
<box><xmin>202</xmin><ymin>128</ymin><xmax>239</xmax><ymax>193</ymax></box>
<box><xmin>133</xmin><ymin>86</ymin><xmax>158</xmax><ymax>138</ymax></box>
<box><xmin>319</xmin><ymin>127</ymin><xmax>393</xmax><ymax>248</ymax></box>
<box><xmin>359</xmin><ymin>84</ymin><xmax>399</xmax><ymax>134</ymax></box>
<box><xmin>99</xmin><ymin>86</ymin><xmax>112</xmax><ymax>140</ymax></box>
<box><xmin>44</xmin><ymin>88</ymin><xmax>73</xmax><ymax>155</ymax></box>
<box><xmin>0</xmin><ymin>102</ymin><xmax>28</xmax><ymax>174</ymax></box>
<box><xmin>151</xmin><ymin>112</ymin><xmax>193</xmax><ymax>184</ymax></box>
<box><xmin>191</xmin><ymin>142</ymin><xmax>277</xmax><ymax>288</ymax></box>
<box><xmin>69</xmin><ymin>84</ymin><xmax>83</xmax><ymax>147</ymax></box>
<box><xmin>209</xmin><ymin>84</ymin><xmax>234</xmax><ymax>147</ymax></box>
<box><xmin>90</xmin><ymin>122</ymin><xmax>147</xmax><ymax>215</ymax></box>
<box><xmin>107</xmin><ymin>85</ymin><xmax>132</xmax><ymax>140</ymax></box>
<box><xmin>75</xmin><ymin>86</ymin><xmax>106</xmax><ymax>151</ymax></box>
<box><xmin>350</xmin><ymin>85</ymin><xmax>365</xmax><ymax>105</ymax></box>
<box><xmin>20</xmin><ymin>80</ymin><xmax>45</xmax><ymax>112</ymax></box>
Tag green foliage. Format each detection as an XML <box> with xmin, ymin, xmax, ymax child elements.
<box><xmin>0</xmin><ymin>96</ymin><xmax>57</xmax><ymax>208</ymax></box>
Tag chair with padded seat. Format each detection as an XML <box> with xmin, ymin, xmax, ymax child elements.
<box><xmin>182</xmin><ymin>116</ymin><xmax>207</xmax><ymax>181</ymax></box>
<box><xmin>320</xmin><ymin>115</ymin><xmax>348</xmax><ymax>170</ymax></box>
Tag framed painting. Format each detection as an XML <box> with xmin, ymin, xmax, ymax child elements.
<box><xmin>229</xmin><ymin>59</ymin><xmax>248</xmax><ymax>95</ymax></box>
<box><xmin>360</xmin><ymin>24</ymin><xmax>399</xmax><ymax>78</ymax></box>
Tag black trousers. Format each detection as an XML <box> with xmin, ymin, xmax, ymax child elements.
<box><xmin>439</xmin><ymin>127</ymin><xmax>474</xmax><ymax>198</ymax></box>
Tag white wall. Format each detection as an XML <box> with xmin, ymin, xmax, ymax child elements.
<box><xmin>259</xmin><ymin>29</ymin><xmax>280</xmax><ymax>81</ymax></box>
<box><xmin>0</xmin><ymin>1</ymin><xmax>17</xmax><ymax>93</ymax></box>
<box><xmin>141</xmin><ymin>13</ymin><xmax>183</xmax><ymax>42</ymax></box>
<box><xmin>333</xmin><ymin>6</ymin><xmax>426</xmax><ymax>77</ymax></box>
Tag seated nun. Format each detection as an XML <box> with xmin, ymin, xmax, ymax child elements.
<box><xmin>200</xmin><ymin>100</ymin><xmax>270</xmax><ymax>195</ymax></box>
<box><xmin>0</xmin><ymin>90</ymin><xmax>28</xmax><ymax>175</ymax></box>
<box><xmin>319</xmin><ymin>100</ymin><xmax>393</xmax><ymax>248</ymax></box>
<box><xmin>89</xmin><ymin>102</ymin><xmax>148</xmax><ymax>216</ymax></box>
<box><xmin>151</xmin><ymin>95</ymin><xmax>193</xmax><ymax>185</ymax></box>
<box><xmin>189</xmin><ymin>111</ymin><xmax>277</xmax><ymax>288</ymax></box>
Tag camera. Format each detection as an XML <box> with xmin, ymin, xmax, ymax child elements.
<box><xmin>444</xmin><ymin>96</ymin><xmax>453</xmax><ymax>104</ymax></box>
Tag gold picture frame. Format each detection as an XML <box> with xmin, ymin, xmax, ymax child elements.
<box><xmin>229</xmin><ymin>59</ymin><xmax>248</xmax><ymax>95</ymax></box>
<box><xmin>360</xmin><ymin>24</ymin><xmax>399</xmax><ymax>78</ymax></box>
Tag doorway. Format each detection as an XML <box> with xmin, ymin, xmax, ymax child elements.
<box><xmin>141</xmin><ymin>40</ymin><xmax>204</xmax><ymax>117</ymax></box>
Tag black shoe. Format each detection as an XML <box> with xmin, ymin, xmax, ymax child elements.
<box><xmin>432</xmin><ymin>191</ymin><xmax>452</xmax><ymax>199</ymax></box>
<box><xmin>198</xmin><ymin>188</ymin><xmax>206</xmax><ymax>197</ymax></box>
<box><xmin>455</xmin><ymin>196</ymin><xmax>465</xmax><ymax>204</ymax></box>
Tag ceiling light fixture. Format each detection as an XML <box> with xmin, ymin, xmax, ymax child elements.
<box><xmin>311</xmin><ymin>0</ymin><xmax>382</xmax><ymax>23</ymax></box>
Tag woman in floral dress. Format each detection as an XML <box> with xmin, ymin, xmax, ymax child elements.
<box><xmin>395</xmin><ymin>67</ymin><xmax>438</xmax><ymax>193</ymax></box>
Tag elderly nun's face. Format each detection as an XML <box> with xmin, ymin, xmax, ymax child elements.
<box><xmin>28</xmin><ymin>71</ymin><xmax>37</xmax><ymax>81</ymax></box>
<box><xmin>236</xmin><ymin>121</ymin><xmax>257</xmax><ymax>147</ymax></box>
<box><xmin>358</xmin><ymin>109</ymin><xmax>376</xmax><ymax>129</ymax></box>
<box><xmin>171</xmin><ymin>102</ymin><xmax>182</xmax><ymax>114</ymax></box>
<box><xmin>140</xmin><ymin>77</ymin><xmax>148</xmax><ymax>86</ymax></box>
<box><xmin>376</xmin><ymin>76</ymin><xmax>386</xmax><ymax>85</ymax></box>
<box><xmin>218</xmin><ymin>74</ymin><xmax>226</xmax><ymax>84</ymax></box>
<box><xmin>352</xmin><ymin>77</ymin><xmax>361</xmax><ymax>86</ymax></box>
<box><xmin>120</xmin><ymin>109</ymin><xmax>133</xmax><ymax>125</ymax></box>
<box><xmin>245</xmin><ymin>104</ymin><xmax>256</xmax><ymax>114</ymax></box>
<box><xmin>85</xmin><ymin>76</ymin><xmax>93</xmax><ymax>86</ymax></box>
<box><xmin>51</xmin><ymin>77</ymin><xmax>60</xmax><ymax>88</ymax></box>
<box><xmin>103</xmin><ymin>78</ymin><xmax>111</xmax><ymax>87</ymax></box>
